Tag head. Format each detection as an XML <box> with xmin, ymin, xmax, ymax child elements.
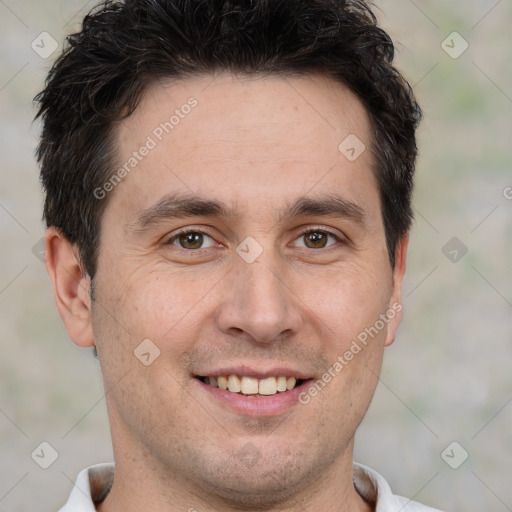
<box><xmin>37</xmin><ymin>0</ymin><xmax>421</xmax><ymax>509</ymax></box>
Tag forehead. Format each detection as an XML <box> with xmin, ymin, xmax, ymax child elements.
<box><xmin>111</xmin><ymin>72</ymin><xmax>378</xmax><ymax>221</ymax></box>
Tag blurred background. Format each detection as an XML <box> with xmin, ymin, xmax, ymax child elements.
<box><xmin>0</xmin><ymin>1</ymin><xmax>511</xmax><ymax>511</ymax></box>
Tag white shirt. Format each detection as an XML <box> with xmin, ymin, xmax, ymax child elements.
<box><xmin>58</xmin><ymin>462</ymin><xmax>445</xmax><ymax>512</ymax></box>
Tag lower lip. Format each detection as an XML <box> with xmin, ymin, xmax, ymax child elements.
<box><xmin>194</xmin><ymin>378</ymin><xmax>313</xmax><ymax>417</ymax></box>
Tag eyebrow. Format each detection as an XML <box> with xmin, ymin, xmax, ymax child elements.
<box><xmin>133</xmin><ymin>192</ymin><xmax>365</xmax><ymax>231</ymax></box>
<box><xmin>133</xmin><ymin>193</ymin><xmax>238</xmax><ymax>230</ymax></box>
<box><xmin>279</xmin><ymin>195</ymin><xmax>365</xmax><ymax>225</ymax></box>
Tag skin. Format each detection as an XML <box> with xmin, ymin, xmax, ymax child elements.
<box><xmin>46</xmin><ymin>72</ymin><xmax>408</xmax><ymax>512</ymax></box>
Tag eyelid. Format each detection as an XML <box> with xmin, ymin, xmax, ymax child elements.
<box><xmin>166</xmin><ymin>227</ymin><xmax>219</xmax><ymax>249</ymax></box>
<box><xmin>291</xmin><ymin>225</ymin><xmax>346</xmax><ymax>246</ymax></box>
<box><xmin>300</xmin><ymin>225</ymin><xmax>342</xmax><ymax>237</ymax></box>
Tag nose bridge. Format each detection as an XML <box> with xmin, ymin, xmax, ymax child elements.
<box><xmin>244</xmin><ymin>258</ymin><xmax>284</xmax><ymax>309</ymax></box>
<box><xmin>216</xmin><ymin>249</ymin><xmax>302</xmax><ymax>343</ymax></box>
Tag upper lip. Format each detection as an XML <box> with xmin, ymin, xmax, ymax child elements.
<box><xmin>194</xmin><ymin>366</ymin><xmax>314</xmax><ymax>380</ymax></box>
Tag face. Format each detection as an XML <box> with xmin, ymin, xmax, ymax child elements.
<box><xmin>66</xmin><ymin>73</ymin><xmax>406</xmax><ymax>507</ymax></box>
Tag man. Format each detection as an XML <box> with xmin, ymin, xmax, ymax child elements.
<box><xmin>35</xmin><ymin>0</ymin><xmax>444</xmax><ymax>510</ymax></box>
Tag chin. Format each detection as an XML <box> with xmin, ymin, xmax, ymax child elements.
<box><xmin>191</xmin><ymin>449</ymin><xmax>332</xmax><ymax>510</ymax></box>
<box><xmin>204</xmin><ymin>474</ymin><xmax>306</xmax><ymax>510</ymax></box>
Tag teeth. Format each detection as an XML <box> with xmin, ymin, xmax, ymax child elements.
<box><xmin>201</xmin><ymin>374</ymin><xmax>303</xmax><ymax>395</ymax></box>
<box><xmin>277</xmin><ymin>376</ymin><xmax>287</xmax><ymax>392</ymax></box>
<box><xmin>286</xmin><ymin>377</ymin><xmax>296</xmax><ymax>390</ymax></box>
<box><xmin>228</xmin><ymin>375</ymin><xmax>241</xmax><ymax>393</ymax></box>
<box><xmin>241</xmin><ymin>376</ymin><xmax>259</xmax><ymax>395</ymax></box>
<box><xmin>259</xmin><ymin>377</ymin><xmax>277</xmax><ymax>395</ymax></box>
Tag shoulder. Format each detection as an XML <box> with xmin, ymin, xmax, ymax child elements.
<box><xmin>353</xmin><ymin>462</ymin><xmax>447</xmax><ymax>512</ymax></box>
<box><xmin>58</xmin><ymin>463</ymin><xmax>114</xmax><ymax>512</ymax></box>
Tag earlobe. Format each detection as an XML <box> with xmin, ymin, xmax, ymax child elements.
<box><xmin>45</xmin><ymin>227</ymin><xmax>95</xmax><ymax>348</ymax></box>
<box><xmin>384</xmin><ymin>233</ymin><xmax>409</xmax><ymax>347</ymax></box>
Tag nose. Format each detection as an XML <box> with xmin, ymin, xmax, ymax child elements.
<box><xmin>216</xmin><ymin>257</ymin><xmax>303</xmax><ymax>344</ymax></box>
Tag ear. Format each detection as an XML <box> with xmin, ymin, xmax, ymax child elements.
<box><xmin>44</xmin><ymin>227</ymin><xmax>94</xmax><ymax>348</ymax></box>
<box><xmin>384</xmin><ymin>233</ymin><xmax>409</xmax><ymax>347</ymax></box>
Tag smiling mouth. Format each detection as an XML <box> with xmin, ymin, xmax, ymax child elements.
<box><xmin>196</xmin><ymin>375</ymin><xmax>307</xmax><ymax>396</ymax></box>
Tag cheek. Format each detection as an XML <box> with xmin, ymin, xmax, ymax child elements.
<box><xmin>96</xmin><ymin>266</ymin><xmax>221</xmax><ymax>354</ymax></box>
<box><xmin>300</xmin><ymin>262</ymin><xmax>393</xmax><ymax>345</ymax></box>
<box><xmin>91</xmin><ymin>270</ymin><xmax>203</xmax><ymax>416</ymax></box>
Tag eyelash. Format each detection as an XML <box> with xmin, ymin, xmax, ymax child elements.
<box><xmin>166</xmin><ymin>226</ymin><xmax>344</xmax><ymax>251</ymax></box>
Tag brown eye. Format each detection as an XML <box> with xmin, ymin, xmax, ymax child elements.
<box><xmin>296</xmin><ymin>230</ymin><xmax>338</xmax><ymax>249</ymax></box>
<box><xmin>304</xmin><ymin>232</ymin><xmax>328</xmax><ymax>249</ymax></box>
<box><xmin>170</xmin><ymin>231</ymin><xmax>215</xmax><ymax>250</ymax></box>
